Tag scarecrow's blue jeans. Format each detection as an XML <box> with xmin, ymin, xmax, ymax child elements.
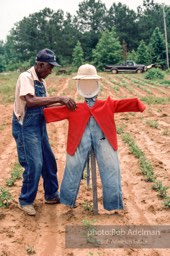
<box><xmin>60</xmin><ymin>116</ymin><xmax>124</xmax><ymax>211</ymax></box>
<box><xmin>12</xmin><ymin>108</ymin><xmax>59</xmax><ymax>206</ymax></box>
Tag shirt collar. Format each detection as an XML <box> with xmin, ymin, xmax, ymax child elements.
<box><xmin>85</xmin><ymin>96</ymin><xmax>97</xmax><ymax>103</ymax></box>
<box><xmin>27</xmin><ymin>66</ymin><xmax>41</xmax><ymax>82</ymax></box>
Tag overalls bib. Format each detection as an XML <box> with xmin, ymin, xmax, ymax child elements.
<box><xmin>12</xmin><ymin>80</ymin><xmax>59</xmax><ymax>206</ymax></box>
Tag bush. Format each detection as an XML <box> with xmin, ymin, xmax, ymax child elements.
<box><xmin>145</xmin><ymin>68</ymin><xmax>165</xmax><ymax>80</ymax></box>
<box><xmin>165</xmin><ymin>68</ymin><xmax>170</xmax><ymax>74</ymax></box>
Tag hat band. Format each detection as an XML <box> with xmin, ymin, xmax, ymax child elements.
<box><xmin>36</xmin><ymin>56</ymin><xmax>56</xmax><ymax>63</ymax></box>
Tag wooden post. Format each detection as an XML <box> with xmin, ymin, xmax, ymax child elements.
<box><xmin>86</xmin><ymin>153</ymin><xmax>90</xmax><ymax>187</ymax></box>
<box><xmin>90</xmin><ymin>150</ymin><xmax>98</xmax><ymax>215</ymax></box>
<box><xmin>163</xmin><ymin>6</ymin><xmax>169</xmax><ymax>69</ymax></box>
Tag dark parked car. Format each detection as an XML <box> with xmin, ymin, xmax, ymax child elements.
<box><xmin>104</xmin><ymin>60</ymin><xmax>147</xmax><ymax>74</ymax></box>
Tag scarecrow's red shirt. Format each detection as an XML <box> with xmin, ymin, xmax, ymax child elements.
<box><xmin>44</xmin><ymin>96</ymin><xmax>146</xmax><ymax>155</ymax></box>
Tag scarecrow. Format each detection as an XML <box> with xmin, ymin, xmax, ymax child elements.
<box><xmin>44</xmin><ymin>64</ymin><xmax>146</xmax><ymax>211</ymax></box>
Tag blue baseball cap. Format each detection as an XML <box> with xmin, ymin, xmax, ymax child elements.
<box><xmin>36</xmin><ymin>48</ymin><xmax>60</xmax><ymax>66</ymax></box>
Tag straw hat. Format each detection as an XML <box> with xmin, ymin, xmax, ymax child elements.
<box><xmin>73</xmin><ymin>64</ymin><xmax>101</xmax><ymax>80</ymax></box>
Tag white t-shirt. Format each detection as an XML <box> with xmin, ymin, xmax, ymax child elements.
<box><xmin>13</xmin><ymin>66</ymin><xmax>47</xmax><ymax>123</ymax></box>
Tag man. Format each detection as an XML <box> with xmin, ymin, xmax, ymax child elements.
<box><xmin>12</xmin><ymin>48</ymin><xmax>76</xmax><ymax>216</ymax></box>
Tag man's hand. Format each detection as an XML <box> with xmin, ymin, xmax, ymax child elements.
<box><xmin>59</xmin><ymin>96</ymin><xmax>77</xmax><ymax>111</ymax></box>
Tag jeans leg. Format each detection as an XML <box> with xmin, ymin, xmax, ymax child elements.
<box><xmin>60</xmin><ymin>127</ymin><xmax>92</xmax><ymax>207</ymax></box>
<box><xmin>12</xmin><ymin>113</ymin><xmax>43</xmax><ymax>206</ymax></box>
<box><xmin>42</xmin><ymin>129</ymin><xmax>59</xmax><ymax>200</ymax></box>
<box><xmin>93</xmin><ymin>126</ymin><xmax>124</xmax><ymax>211</ymax></box>
<box><xmin>19</xmin><ymin>130</ymin><xmax>43</xmax><ymax>206</ymax></box>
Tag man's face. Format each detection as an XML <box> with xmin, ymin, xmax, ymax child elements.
<box><xmin>37</xmin><ymin>62</ymin><xmax>54</xmax><ymax>79</ymax></box>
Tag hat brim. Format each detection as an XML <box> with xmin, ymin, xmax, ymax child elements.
<box><xmin>49</xmin><ymin>61</ymin><xmax>60</xmax><ymax>67</ymax></box>
<box><xmin>73</xmin><ymin>75</ymin><xmax>101</xmax><ymax>80</ymax></box>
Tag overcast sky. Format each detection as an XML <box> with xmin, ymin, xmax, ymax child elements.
<box><xmin>0</xmin><ymin>0</ymin><xmax>169</xmax><ymax>41</ymax></box>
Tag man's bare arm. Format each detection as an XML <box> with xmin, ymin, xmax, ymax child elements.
<box><xmin>25</xmin><ymin>94</ymin><xmax>76</xmax><ymax>110</ymax></box>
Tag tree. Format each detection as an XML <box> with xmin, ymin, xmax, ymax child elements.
<box><xmin>122</xmin><ymin>40</ymin><xmax>128</xmax><ymax>61</ymax></box>
<box><xmin>72</xmin><ymin>41</ymin><xmax>84</xmax><ymax>67</ymax></box>
<box><xmin>127</xmin><ymin>50</ymin><xmax>137</xmax><ymax>62</ymax></box>
<box><xmin>149</xmin><ymin>27</ymin><xmax>166</xmax><ymax>66</ymax></box>
<box><xmin>2</xmin><ymin>0</ymin><xmax>170</xmax><ymax>71</ymax></box>
<box><xmin>76</xmin><ymin>0</ymin><xmax>106</xmax><ymax>33</ymax></box>
<box><xmin>92</xmin><ymin>27</ymin><xmax>121</xmax><ymax>70</ymax></box>
<box><xmin>0</xmin><ymin>41</ymin><xmax>6</xmax><ymax>72</ymax></box>
<box><xmin>4</xmin><ymin>8</ymin><xmax>79</xmax><ymax>66</ymax></box>
<box><xmin>106</xmin><ymin>3</ymin><xmax>139</xmax><ymax>50</ymax></box>
<box><xmin>137</xmin><ymin>0</ymin><xmax>170</xmax><ymax>44</ymax></box>
<box><xmin>136</xmin><ymin>40</ymin><xmax>150</xmax><ymax>64</ymax></box>
<box><xmin>5</xmin><ymin>8</ymin><xmax>55</xmax><ymax>64</ymax></box>
<box><xmin>76</xmin><ymin>0</ymin><xmax>107</xmax><ymax>61</ymax></box>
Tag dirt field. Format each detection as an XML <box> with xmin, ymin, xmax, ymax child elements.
<box><xmin>0</xmin><ymin>72</ymin><xmax>169</xmax><ymax>256</ymax></box>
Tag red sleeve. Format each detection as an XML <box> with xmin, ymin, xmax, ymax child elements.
<box><xmin>44</xmin><ymin>106</ymin><xmax>69</xmax><ymax>123</ymax></box>
<box><xmin>111</xmin><ymin>98</ymin><xmax>146</xmax><ymax>113</ymax></box>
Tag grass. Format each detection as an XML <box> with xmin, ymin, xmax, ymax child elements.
<box><xmin>82</xmin><ymin>218</ymin><xmax>99</xmax><ymax>245</ymax></box>
<box><xmin>139</xmin><ymin>156</ymin><xmax>156</xmax><ymax>182</ymax></box>
<box><xmin>0</xmin><ymin>186</ymin><xmax>12</xmax><ymax>207</ymax></box>
<box><xmin>121</xmin><ymin>132</ymin><xmax>170</xmax><ymax>202</ymax></box>
<box><xmin>26</xmin><ymin>246</ymin><xmax>36</xmax><ymax>255</ymax></box>
<box><xmin>146</xmin><ymin>120</ymin><xmax>159</xmax><ymax>129</ymax></box>
<box><xmin>141</xmin><ymin>96</ymin><xmax>170</xmax><ymax>105</ymax></box>
<box><xmin>6</xmin><ymin>162</ymin><xmax>23</xmax><ymax>187</ymax></box>
<box><xmin>164</xmin><ymin>197</ymin><xmax>170</xmax><ymax>208</ymax></box>
<box><xmin>47</xmin><ymin>87</ymin><xmax>56</xmax><ymax>95</ymax></box>
<box><xmin>122</xmin><ymin>133</ymin><xmax>144</xmax><ymax>159</ymax></box>
<box><xmin>82</xmin><ymin>201</ymin><xmax>93</xmax><ymax>212</ymax></box>
<box><xmin>159</xmin><ymin>80</ymin><xmax>170</xmax><ymax>87</ymax></box>
<box><xmin>116</xmin><ymin>125</ymin><xmax>125</xmax><ymax>135</ymax></box>
<box><xmin>0</xmin><ymin>162</ymin><xmax>23</xmax><ymax>207</ymax></box>
<box><xmin>0</xmin><ymin>72</ymin><xmax>18</xmax><ymax>103</ymax></box>
<box><xmin>0</xmin><ymin>124</ymin><xmax>6</xmax><ymax>131</ymax></box>
<box><xmin>152</xmin><ymin>181</ymin><xmax>169</xmax><ymax>198</ymax></box>
<box><xmin>162</xmin><ymin>128</ymin><xmax>170</xmax><ymax>136</ymax></box>
<box><xmin>121</xmin><ymin>133</ymin><xmax>156</xmax><ymax>181</ymax></box>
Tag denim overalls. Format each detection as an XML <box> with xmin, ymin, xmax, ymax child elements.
<box><xmin>12</xmin><ymin>80</ymin><xmax>59</xmax><ymax>206</ymax></box>
<box><xmin>60</xmin><ymin>97</ymin><xmax>123</xmax><ymax>211</ymax></box>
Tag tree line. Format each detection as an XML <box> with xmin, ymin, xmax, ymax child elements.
<box><xmin>0</xmin><ymin>0</ymin><xmax>170</xmax><ymax>72</ymax></box>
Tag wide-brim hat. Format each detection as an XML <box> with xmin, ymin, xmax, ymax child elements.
<box><xmin>73</xmin><ymin>64</ymin><xmax>101</xmax><ymax>80</ymax></box>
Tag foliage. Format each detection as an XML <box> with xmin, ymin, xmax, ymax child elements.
<box><xmin>107</xmin><ymin>3</ymin><xmax>139</xmax><ymax>50</ymax></box>
<box><xmin>145</xmin><ymin>120</ymin><xmax>159</xmax><ymax>129</ymax></box>
<box><xmin>141</xmin><ymin>96</ymin><xmax>170</xmax><ymax>105</ymax></box>
<box><xmin>26</xmin><ymin>246</ymin><xmax>36</xmax><ymax>255</ymax></box>
<box><xmin>165</xmin><ymin>68</ymin><xmax>170</xmax><ymax>74</ymax></box>
<box><xmin>136</xmin><ymin>40</ymin><xmax>150</xmax><ymax>65</ymax></box>
<box><xmin>76</xmin><ymin>0</ymin><xmax>106</xmax><ymax>32</ymax></box>
<box><xmin>121</xmin><ymin>132</ymin><xmax>170</xmax><ymax>203</ymax></box>
<box><xmin>164</xmin><ymin>197</ymin><xmax>170</xmax><ymax>208</ymax></box>
<box><xmin>148</xmin><ymin>27</ymin><xmax>166</xmax><ymax>67</ymax></box>
<box><xmin>127</xmin><ymin>50</ymin><xmax>137</xmax><ymax>63</ymax></box>
<box><xmin>0</xmin><ymin>186</ymin><xmax>12</xmax><ymax>207</ymax></box>
<box><xmin>82</xmin><ymin>201</ymin><xmax>93</xmax><ymax>211</ymax></box>
<box><xmin>0</xmin><ymin>71</ymin><xmax>18</xmax><ymax>103</ymax></box>
<box><xmin>0</xmin><ymin>0</ymin><xmax>170</xmax><ymax>71</ymax></box>
<box><xmin>6</xmin><ymin>163</ymin><xmax>23</xmax><ymax>187</ymax></box>
<box><xmin>144</xmin><ymin>68</ymin><xmax>165</xmax><ymax>80</ymax></box>
<box><xmin>92</xmin><ymin>27</ymin><xmax>121</xmax><ymax>69</ymax></box>
<box><xmin>152</xmin><ymin>181</ymin><xmax>169</xmax><ymax>198</ymax></box>
<box><xmin>72</xmin><ymin>41</ymin><xmax>84</xmax><ymax>67</ymax></box>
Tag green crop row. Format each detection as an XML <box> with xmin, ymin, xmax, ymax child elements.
<box><xmin>116</xmin><ymin>126</ymin><xmax>170</xmax><ymax>208</ymax></box>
